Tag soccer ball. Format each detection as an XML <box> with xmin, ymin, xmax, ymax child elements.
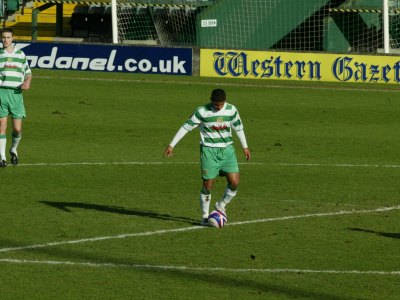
<box><xmin>208</xmin><ymin>210</ymin><xmax>227</xmax><ymax>228</ymax></box>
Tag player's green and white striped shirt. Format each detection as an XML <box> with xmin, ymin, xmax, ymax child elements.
<box><xmin>0</xmin><ymin>48</ymin><xmax>32</xmax><ymax>89</ymax></box>
<box><xmin>182</xmin><ymin>102</ymin><xmax>244</xmax><ymax>148</ymax></box>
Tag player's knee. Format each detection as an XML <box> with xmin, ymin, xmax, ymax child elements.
<box><xmin>227</xmin><ymin>176</ymin><xmax>239</xmax><ymax>190</ymax></box>
<box><xmin>202</xmin><ymin>180</ymin><xmax>213</xmax><ymax>193</ymax></box>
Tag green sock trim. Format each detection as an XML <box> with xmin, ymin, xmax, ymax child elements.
<box><xmin>12</xmin><ymin>132</ymin><xmax>21</xmax><ymax>138</ymax></box>
<box><xmin>227</xmin><ymin>184</ymin><xmax>238</xmax><ymax>191</ymax></box>
<box><xmin>201</xmin><ymin>187</ymin><xmax>211</xmax><ymax>195</ymax></box>
<box><xmin>0</xmin><ymin>134</ymin><xmax>6</xmax><ymax>139</ymax></box>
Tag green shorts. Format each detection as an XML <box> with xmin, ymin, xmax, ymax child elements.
<box><xmin>200</xmin><ymin>144</ymin><xmax>239</xmax><ymax>180</ymax></box>
<box><xmin>0</xmin><ymin>88</ymin><xmax>26</xmax><ymax>119</ymax></box>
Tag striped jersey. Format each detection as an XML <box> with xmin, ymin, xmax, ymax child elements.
<box><xmin>0</xmin><ymin>48</ymin><xmax>32</xmax><ymax>89</ymax></box>
<box><xmin>182</xmin><ymin>102</ymin><xmax>244</xmax><ymax>148</ymax></box>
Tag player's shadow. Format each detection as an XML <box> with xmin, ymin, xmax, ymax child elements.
<box><xmin>40</xmin><ymin>201</ymin><xmax>198</xmax><ymax>225</ymax></box>
<box><xmin>348</xmin><ymin>228</ymin><xmax>400</xmax><ymax>239</ymax></box>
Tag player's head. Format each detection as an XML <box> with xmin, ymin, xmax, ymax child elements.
<box><xmin>210</xmin><ymin>89</ymin><xmax>226</xmax><ymax>111</ymax></box>
<box><xmin>1</xmin><ymin>28</ymin><xmax>14</xmax><ymax>48</ymax></box>
<box><xmin>1</xmin><ymin>28</ymin><xmax>13</xmax><ymax>36</ymax></box>
<box><xmin>211</xmin><ymin>89</ymin><xmax>226</xmax><ymax>102</ymax></box>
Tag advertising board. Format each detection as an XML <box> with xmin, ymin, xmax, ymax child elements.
<box><xmin>15</xmin><ymin>42</ymin><xmax>192</xmax><ymax>76</ymax></box>
<box><xmin>200</xmin><ymin>49</ymin><xmax>400</xmax><ymax>84</ymax></box>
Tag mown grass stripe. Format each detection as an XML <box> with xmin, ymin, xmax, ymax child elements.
<box><xmin>33</xmin><ymin>75</ymin><xmax>400</xmax><ymax>94</ymax></box>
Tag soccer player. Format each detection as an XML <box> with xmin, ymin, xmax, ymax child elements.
<box><xmin>164</xmin><ymin>89</ymin><xmax>251</xmax><ymax>225</ymax></box>
<box><xmin>0</xmin><ymin>28</ymin><xmax>32</xmax><ymax>167</ymax></box>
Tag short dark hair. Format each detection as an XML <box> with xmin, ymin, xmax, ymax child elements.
<box><xmin>1</xmin><ymin>28</ymin><xmax>13</xmax><ymax>35</ymax></box>
<box><xmin>210</xmin><ymin>89</ymin><xmax>226</xmax><ymax>102</ymax></box>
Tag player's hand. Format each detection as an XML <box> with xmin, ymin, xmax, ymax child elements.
<box><xmin>243</xmin><ymin>148</ymin><xmax>251</xmax><ymax>161</ymax></box>
<box><xmin>20</xmin><ymin>80</ymin><xmax>31</xmax><ymax>90</ymax></box>
<box><xmin>164</xmin><ymin>145</ymin><xmax>174</xmax><ymax>157</ymax></box>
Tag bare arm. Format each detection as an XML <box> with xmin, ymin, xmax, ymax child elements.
<box><xmin>21</xmin><ymin>74</ymin><xmax>32</xmax><ymax>90</ymax></box>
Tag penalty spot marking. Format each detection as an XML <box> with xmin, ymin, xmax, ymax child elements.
<box><xmin>0</xmin><ymin>205</ymin><xmax>399</xmax><ymax>253</ymax></box>
<box><xmin>0</xmin><ymin>258</ymin><xmax>399</xmax><ymax>276</ymax></box>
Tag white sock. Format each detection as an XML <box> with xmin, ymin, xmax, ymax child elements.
<box><xmin>218</xmin><ymin>186</ymin><xmax>237</xmax><ymax>209</ymax></box>
<box><xmin>200</xmin><ymin>192</ymin><xmax>211</xmax><ymax>218</ymax></box>
<box><xmin>0</xmin><ymin>136</ymin><xmax>6</xmax><ymax>160</ymax></box>
<box><xmin>10</xmin><ymin>132</ymin><xmax>21</xmax><ymax>154</ymax></box>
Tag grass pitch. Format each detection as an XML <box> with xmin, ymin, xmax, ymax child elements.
<box><xmin>0</xmin><ymin>69</ymin><xmax>399</xmax><ymax>299</ymax></box>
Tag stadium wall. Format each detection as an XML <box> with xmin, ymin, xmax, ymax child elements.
<box><xmin>197</xmin><ymin>0</ymin><xmax>332</xmax><ymax>50</ymax></box>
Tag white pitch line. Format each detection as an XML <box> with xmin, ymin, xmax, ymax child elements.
<box><xmin>230</xmin><ymin>205</ymin><xmax>400</xmax><ymax>226</ymax></box>
<box><xmin>19</xmin><ymin>161</ymin><xmax>172</xmax><ymax>166</ymax></box>
<box><xmin>0</xmin><ymin>205</ymin><xmax>399</xmax><ymax>254</ymax></box>
<box><xmin>16</xmin><ymin>161</ymin><xmax>400</xmax><ymax>168</ymax></box>
<box><xmin>0</xmin><ymin>258</ymin><xmax>399</xmax><ymax>275</ymax></box>
<box><xmin>272</xmin><ymin>162</ymin><xmax>400</xmax><ymax>168</ymax></box>
<box><xmin>0</xmin><ymin>226</ymin><xmax>203</xmax><ymax>253</ymax></box>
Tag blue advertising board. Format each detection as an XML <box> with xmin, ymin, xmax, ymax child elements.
<box><xmin>15</xmin><ymin>42</ymin><xmax>192</xmax><ymax>76</ymax></box>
